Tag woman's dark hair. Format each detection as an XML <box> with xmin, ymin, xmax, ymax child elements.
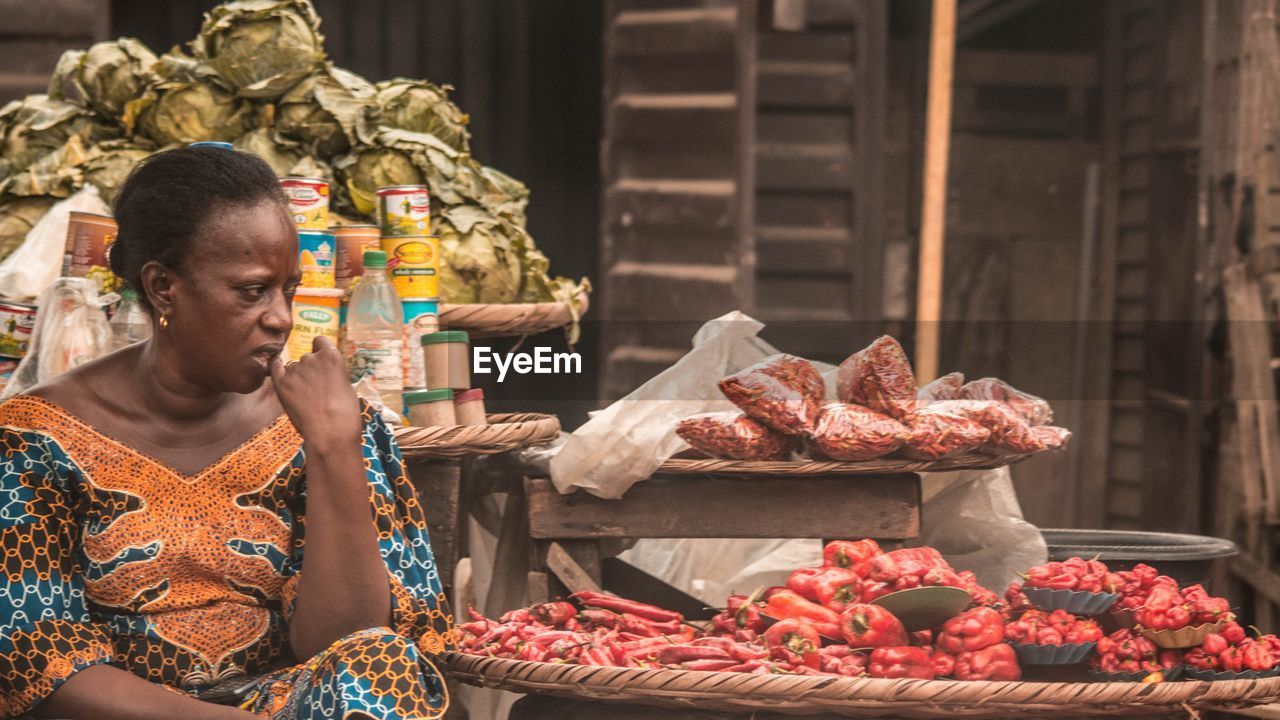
<box><xmin>110</xmin><ymin>147</ymin><xmax>287</xmax><ymax>306</ymax></box>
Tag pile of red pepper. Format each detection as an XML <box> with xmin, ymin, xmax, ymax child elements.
<box><xmin>461</xmin><ymin>544</ymin><xmax>1259</xmax><ymax>684</ymax></box>
<box><xmin>1183</xmin><ymin>622</ymin><xmax>1280</xmax><ymax>676</ymax></box>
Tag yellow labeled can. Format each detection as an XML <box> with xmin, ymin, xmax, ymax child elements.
<box><xmin>381</xmin><ymin>235</ymin><xmax>439</xmax><ymax>299</ymax></box>
<box><xmin>286</xmin><ymin>288</ymin><xmax>343</xmax><ymax>361</ymax></box>
<box><xmin>376</xmin><ymin>185</ymin><xmax>430</xmax><ymax>236</ymax></box>
<box><xmin>298</xmin><ymin>231</ymin><xmax>336</xmax><ymax>288</ymax></box>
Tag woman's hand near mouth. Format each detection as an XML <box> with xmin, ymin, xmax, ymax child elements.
<box><xmin>268</xmin><ymin>335</ymin><xmax>361</xmax><ymax>451</ymax></box>
<box><xmin>269</xmin><ymin>334</ymin><xmax>392</xmax><ymax>657</ymax></box>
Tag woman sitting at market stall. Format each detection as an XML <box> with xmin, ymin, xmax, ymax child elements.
<box><xmin>0</xmin><ymin>147</ymin><xmax>453</xmax><ymax>720</ymax></box>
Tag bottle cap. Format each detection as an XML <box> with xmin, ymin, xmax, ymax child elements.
<box><xmin>363</xmin><ymin>250</ymin><xmax>388</xmax><ymax>269</ymax></box>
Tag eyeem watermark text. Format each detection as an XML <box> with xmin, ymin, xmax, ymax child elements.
<box><xmin>473</xmin><ymin>346</ymin><xmax>582</xmax><ymax>382</ymax></box>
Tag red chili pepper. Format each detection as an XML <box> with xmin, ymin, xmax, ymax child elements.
<box><xmin>823</xmin><ymin>539</ymin><xmax>883</xmax><ymax>570</ymax></box>
<box><xmin>578</xmin><ymin>608</ymin><xmax>618</xmax><ymax>629</ymax></box>
<box><xmin>654</xmin><ymin>644</ymin><xmax>732</xmax><ymax>665</ymax></box>
<box><xmin>762</xmin><ymin>618</ymin><xmax>822</xmax><ymax>669</ymax></box>
<box><xmin>787</xmin><ymin>567</ymin><xmax>826</xmax><ymax>602</ymax></box>
<box><xmin>868</xmin><ymin>646</ymin><xmax>934</xmax><ymax>680</ymax></box>
<box><xmin>765</xmin><ymin>589</ymin><xmax>843</xmax><ymax>629</ymax></box>
<box><xmin>571</xmin><ymin>592</ymin><xmax>683</xmax><ymax>624</ymax></box>
<box><xmin>682</xmin><ymin>658</ymin><xmax>740</xmax><ymax>672</ymax></box>
<box><xmin>531</xmin><ymin>601</ymin><xmax>577</xmax><ymax>626</ymax></box>
<box><xmin>839</xmin><ymin>603</ymin><xmax>908</xmax><ymax>648</ymax></box>
<box><xmin>810</xmin><ymin>567</ymin><xmax>863</xmax><ymax>613</ymax></box>
<box><xmin>954</xmin><ymin>643</ymin><xmax>1021</xmax><ymax>681</ymax></box>
<box><xmin>937</xmin><ymin>607</ymin><xmax>1004</xmax><ymax>654</ymax></box>
<box><xmin>499</xmin><ymin>608</ymin><xmax>533</xmax><ymax>623</ymax></box>
<box><xmin>579</xmin><ymin>647</ymin><xmax>618</xmax><ymax>666</ymax></box>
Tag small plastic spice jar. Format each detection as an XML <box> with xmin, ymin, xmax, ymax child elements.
<box><xmin>421</xmin><ymin>330</ymin><xmax>470</xmax><ymax>390</ymax></box>
<box><xmin>405</xmin><ymin>388</ymin><xmax>456</xmax><ymax>427</ymax></box>
<box><xmin>453</xmin><ymin>388</ymin><xmax>487</xmax><ymax>426</ymax></box>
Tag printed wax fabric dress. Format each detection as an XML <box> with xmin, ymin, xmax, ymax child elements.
<box><xmin>0</xmin><ymin>396</ymin><xmax>455</xmax><ymax>719</ymax></box>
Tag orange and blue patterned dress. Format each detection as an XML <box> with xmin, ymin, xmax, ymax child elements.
<box><xmin>0</xmin><ymin>395</ymin><xmax>454</xmax><ymax>719</ymax></box>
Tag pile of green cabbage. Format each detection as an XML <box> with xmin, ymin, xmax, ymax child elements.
<box><xmin>0</xmin><ymin>0</ymin><xmax>588</xmax><ymax>318</ymax></box>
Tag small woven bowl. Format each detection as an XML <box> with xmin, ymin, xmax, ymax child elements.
<box><xmin>1138</xmin><ymin>620</ymin><xmax>1226</xmax><ymax>649</ymax></box>
<box><xmin>1021</xmin><ymin>586</ymin><xmax>1118</xmax><ymax>615</ymax></box>
<box><xmin>1087</xmin><ymin>665</ymin><xmax>1184</xmax><ymax>682</ymax></box>
<box><xmin>1012</xmin><ymin>641</ymin><xmax>1097</xmax><ymax>665</ymax></box>
<box><xmin>1185</xmin><ymin>666</ymin><xmax>1280</xmax><ymax>681</ymax></box>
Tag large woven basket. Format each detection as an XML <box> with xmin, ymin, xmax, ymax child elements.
<box><xmin>439</xmin><ymin>292</ymin><xmax>588</xmax><ymax>339</ymax></box>
<box><xmin>442</xmin><ymin>652</ymin><xmax>1280</xmax><ymax>718</ymax></box>
<box><xmin>393</xmin><ymin>413</ymin><xmax>560</xmax><ymax>460</ymax></box>
<box><xmin>656</xmin><ymin>450</ymin><xmax>1036</xmax><ymax>476</ymax></box>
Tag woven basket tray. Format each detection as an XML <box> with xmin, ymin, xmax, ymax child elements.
<box><xmin>439</xmin><ymin>293</ymin><xmax>588</xmax><ymax>339</ymax></box>
<box><xmin>442</xmin><ymin>652</ymin><xmax>1280</xmax><ymax>718</ymax></box>
<box><xmin>393</xmin><ymin>413</ymin><xmax>560</xmax><ymax>460</ymax></box>
<box><xmin>656</xmin><ymin>450</ymin><xmax>1037</xmax><ymax>476</ymax></box>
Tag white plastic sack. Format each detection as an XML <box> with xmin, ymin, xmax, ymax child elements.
<box><xmin>550</xmin><ymin>311</ymin><xmax>782</xmax><ymax>498</ymax></box>
<box><xmin>0</xmin><ymin>186</ymin><xmax>110</xmax><ymax>302</ymax></box>
<box><xmin>2</xmin><ymin>277</ymin><xmax>116</xmax><ymax>398</ymax></box>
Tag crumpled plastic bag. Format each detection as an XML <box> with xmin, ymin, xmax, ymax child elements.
<box><xmin>549</xmin><ymin>310</ymin><xmax>778</xmax><ymax>498</ymax></box>
<box><xmin>2</xmin><ymin>277</ymin><xmax>116</xmax><ymax>397</ymax></box>
<box><xmin>0</xmin><ymin>185</ymin><xmax>110</xmax><ymax>301</ymax></box>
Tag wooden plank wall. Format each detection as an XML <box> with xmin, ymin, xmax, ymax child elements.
<box><xmin>599</xmin><ymin>0</ymin><xmax>757</xmax><ymax>399</ymax></box>
<box><xmin>1084</xmin><ymin>0</ymin><xmax>1162</xmax><ymax>530</ymax></box>
<box><xmin>0</xmin><ymin>0</ymin><xmax>110</xmax><ymax>104</ymax></box>
<box><xmin>752</xmin><ymin>0</ymin><xmax>887</xmax><ymax>363</ymax></box>
<box><xmin>936</xmin><ymin>48</ymin><xmax>1098</xmax><ymax>527</ymax></box>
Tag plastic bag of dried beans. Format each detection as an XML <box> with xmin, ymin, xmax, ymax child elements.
<box><xmin>957</xmin><ymin>377</ymin><xmax>1053</xmax><ymax>426</ymax></box>
<box><xmin>917</xmin><ymin>371</ymin><xmax>965</xmax><ymax>404</ymax></box>
<box><xmin>920</xmin><ymin>400</ymin><xmax>1046</xmax><ymax>455</ymax></box>
<box><xmin>675</xmin><ymin>411</ymin><xmax>794</xmax><ymax>461</ymax></box>
<box><xmin>836</xmin><ymin>336</ymin><xmax>918</xmax><ymax>422</ymax></box>
<box><xmin>718</xmin><ymin>354</ymin><xmax>825</xmax><ymax>435</ymax></box>
<box><xmin>1030</xmin><ymin>425</ymin><xmax>1072</xmax><ymax>450</ymax></box>
<box><xmin>900</xmin><ymin>411</ymin><xmax>991</xmax><ymax>460</ymax></box>
<box><xmin>808</xmin><ymin>403</ymin><xmax>908</xmax><ymax>461</ymax></box>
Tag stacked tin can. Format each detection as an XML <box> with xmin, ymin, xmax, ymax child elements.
<box><xmin>375</xmin><ymin>185</ymin><xmax>440</xmax><ymax>392</ymax></box>
<box><xmin>280</xmin><ymin>177</ymin><xmax>342</xmax><ymax>360</ymax></box>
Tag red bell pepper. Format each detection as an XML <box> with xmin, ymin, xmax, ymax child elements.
<box><xmin>1135</xmin><ymin>585</ymin><xmax>1192</xmax><ymax>631</ymax></box>
<box><xmin>839</xmin><ymin>603</ymin><xmax>908</xmax><ymax>648</ymax></box>
<box><xmin>787</xmin><ymin>568</ymin><xmax>825</xmax><ymax>601</ymax></box>
<box><xmin>811</xmin><ymin>567</ymin><xmax>863</xmax><ymax>613</ymax></box>
<box><xmin>929</xmin><ymin>648</ymin><xmax>956</xmax><ymax>678</ymax></box>
<box><xmin>937</xmin><ymin>607</ymin><xmax>1004</xmax><ymax>654</ymax></box>
<box><xmin>823</xmin><ymin>539</ymin><xmax>882</xmax><ymax>570</ymax></box>
<box><xmin>868</xmin><ymin>646</ymin><xmax>934</xmax><ymax>680</ymax></box>
<box><xmin>762</xmin><ymin>618</ymin><xmax>821</xmax><ymax>669</ymax></box>
<box><xmin>1241</xmin><ymin>638</ymin><xmax>1277</xmax><ymax>673</ymax></box>
<box><xmin>954</xmin><ymin>643</ymin><xmax>1021</xmax><ymax>681</ymax></box>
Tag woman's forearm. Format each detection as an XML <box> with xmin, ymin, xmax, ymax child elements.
<box><xmin>34</xmin><ymin>664</ymin><xmax>256</xmax><ymax>720</ymax></box>
<box><xmin>288</xmin><ymin>440</ymin><xmax>392</xmax><ymax>659</ymax></box>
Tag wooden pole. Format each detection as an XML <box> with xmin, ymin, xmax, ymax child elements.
<box><xmin>914</xmin><ymin>0</ymin><xmax>958</xmax><ymax>383</ymax></box>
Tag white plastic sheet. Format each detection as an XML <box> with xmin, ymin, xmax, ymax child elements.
<box><xmin>0</xmin><ymin>186</ymin><xmax>109</xmax><ymax>302</ymax></box>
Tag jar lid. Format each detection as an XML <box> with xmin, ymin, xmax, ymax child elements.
<box><xmin>454</xmin><ymin>388</ymin><xmax>484</xmax><ymax>403</ymax></box>
<box><xmin>404</xmin><ymin>388</ymin><xmax>454</xmax><ymax>405</ymax></box>
<box><xmin>420</xmin><ymin>330</ymin><xmax>469</xmax><ymax>345</ymax></box>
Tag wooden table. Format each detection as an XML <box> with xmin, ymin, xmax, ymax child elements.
<box><xmin>523</xmin><ymin>471</ymin><xmax>922</xmax><ymax>604</ymax></box>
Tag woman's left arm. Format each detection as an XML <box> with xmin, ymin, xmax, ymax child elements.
<box><xmin>270</xmin><ymin>337</ymin><xmax>391</xmax><ymax>660</ymax></box>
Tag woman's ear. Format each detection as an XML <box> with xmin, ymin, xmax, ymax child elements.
<box><xmin>139</xmin><ymin>260</ymin><xmax>176</xmax><ymax>319</ymax></box>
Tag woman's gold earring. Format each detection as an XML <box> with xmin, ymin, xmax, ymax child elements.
<box><xmin>159</xmin><ymin>315</ymin><xmax>169</xmax><ymax>330</ymax></box>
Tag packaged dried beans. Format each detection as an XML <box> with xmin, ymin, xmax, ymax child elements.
<box><xmin>809</xmin><ymin>403</ymin><xmax>908</xmax><ymax>461</ymax></box>
<box><xmin>718</xmin><ymin>354</ymin><xmax>825</xmax><ymax>435</ymax></box>
<box><xmin>901</xmin><ymin>411</ymin><xmax>991</xmax><ymax>460</ymax></box>
<box><xmin>1030</xmin><ymin>425</ymin><xmax>1072</xmax><ymax>450</ymax></box>
<box><xmin>675</xmin><ymin>412</ymin><xmax>795</xmax><ymax>461</ymax></box>
<box><xmin>957</xmin><ymin>378</ymin><xmax>1053</xmax><ymax>426</ymax></box>
<box><xmin>917</xmin><ymin>371</ymin><xmax>965</xmax><ymax>404</ymax></box>
<box><xmin>836</xmin><ymin>336</ymin><xmax>918</xmax><ymax>422</ymax></box>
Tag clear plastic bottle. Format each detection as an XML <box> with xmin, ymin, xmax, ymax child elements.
<box><xmin>344</xmin><ymin>250</ymin><xmax>404</xmax><ymax>409</ymax></box>
<box><xmin>108</xmin><ymin>288</ymin><xmax>152</xmax><ymax>350</ymax></box>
